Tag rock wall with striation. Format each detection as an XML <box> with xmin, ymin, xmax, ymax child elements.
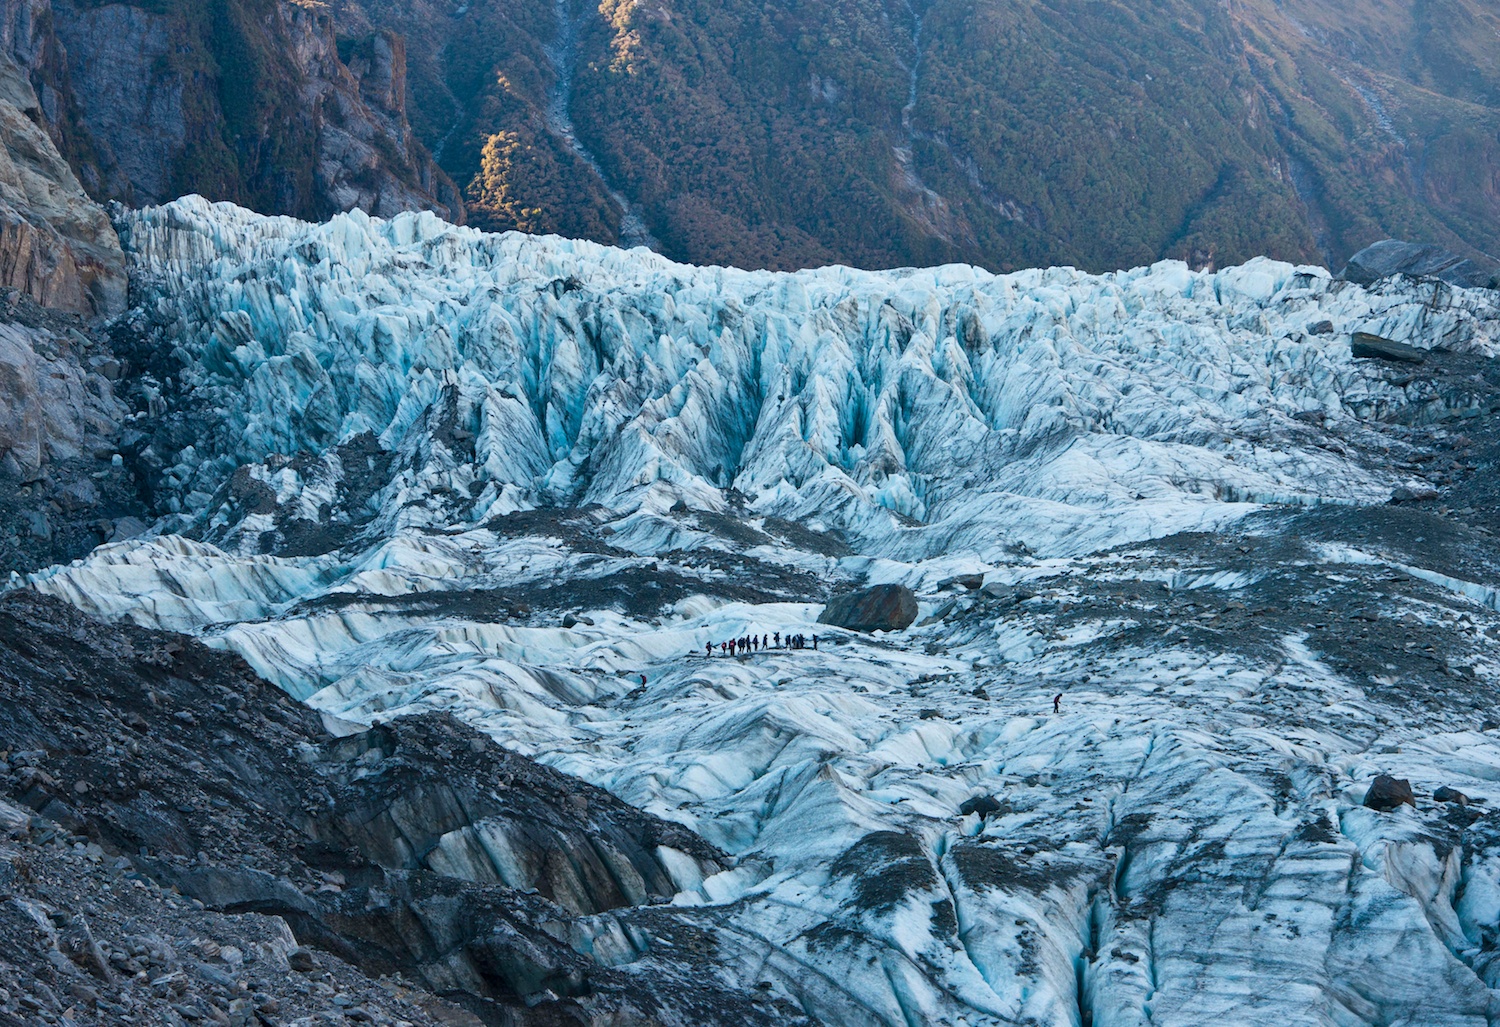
<box><xmin>0</xmin><ymin>25</ymin><xmax>121</xmax><ymax>317</ymax></box>
<box><xmin>0</xmin><ymin>0</ymin><xmax>462</xmax><ymax>225</ymax></box>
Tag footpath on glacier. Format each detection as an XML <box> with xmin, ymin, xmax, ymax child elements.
<box><xmin>9</xmin><ymin>195</ymin><xmax>1500</xmax><ymax>1026</ymax></box>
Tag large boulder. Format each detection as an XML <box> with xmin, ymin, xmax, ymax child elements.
<box><xmin>1341</xmin><ymin>240</ymin><xmax>1500</xmax><ymax>291</ymax></box>
<box><xmin>818</xmin><ymin>583</ymin><xmax>919</xmax><ymax>633</ymax></box>
<box><xmin>1363</xmin><ymin>774</ymin><xmax>1416</xmax><ymax>812</ymax></box>
<box><xmin>1350</xmin><ymin>331</ymin><xmax>1425</xmax><ymax>364</ymax></box>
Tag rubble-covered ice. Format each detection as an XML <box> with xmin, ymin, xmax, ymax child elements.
<box><xmin>23</xmin><ymin>196</ymin><xmax>1500</xmax><ymax>1025</ymax></box>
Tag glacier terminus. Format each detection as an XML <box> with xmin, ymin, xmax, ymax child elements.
<box><xmin>14</xmin><ymin>196</ymin><xmax>1500</xmax><ymax>1027</ymax></box>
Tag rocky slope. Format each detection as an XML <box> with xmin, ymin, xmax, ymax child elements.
<box><xmin>13</xmin><ymin>197</ymin><xmax>1500</xmax><ymax>1025</ymax></box>
<box><xmin>0</xmin><ymin>588</ymin><xmax>810</xmax><ymax>1025</ymax></box>
<box><xmin>0</xmin><ymin>16</ymin><xmax>140</xmax><ymax>575</ymax></box>
<box><xmin>334</xmin><ymin>0</ymin><xmax>1500</xmax><ymax>275</ymax></box>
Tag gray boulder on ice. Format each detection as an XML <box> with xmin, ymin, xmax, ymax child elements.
<box><xmin>818</xmin><ymin>584</ymin><xmax>919</xmax><ymax>633</ymax></box>
<box><xmin>1350</xmin><ymin>331</ymin><xmax>1426</xmax><ymax>364</ymax></box>
<box><xmin>957</xmin><ymin>794</ymin><xmax>1007</xmax><ymax>818</ymax></box>
<box><xmin>1341</xmin><ymin>239</ymin><xmax>1500</xmax><ymax>291</ymax></box>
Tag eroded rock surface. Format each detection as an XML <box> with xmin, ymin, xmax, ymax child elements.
<box><xmin>2</xmin><ymin>0</ymin><xmax>462</xmax><ymax>224</ymax></box>
<box><xmin>0</xmin><ymin>44</ymin><xmax>121</xmax><ymax>316</ymax></box>
<box><xmin>1343</xmin><ymin>239</ymin><xmax>1500</xmax><ymax>292</ymax></box>
<box><xmin>0</xmin><ymin>289</ymin><xmax>147</xmax><ymax>576</ymax></box>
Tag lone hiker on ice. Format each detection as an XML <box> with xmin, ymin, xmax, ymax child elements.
<box><xmin>1053</xmin><ymin>693</ymin><xmax>1062</xmax><ymax>714</ymax></box>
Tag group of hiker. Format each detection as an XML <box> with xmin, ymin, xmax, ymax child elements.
<box><xmin>705</xmin><ymin>631</ymin><xmax>818</xmax><ymax>657</ymax></box>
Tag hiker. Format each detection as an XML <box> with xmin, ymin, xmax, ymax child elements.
<box><xmin>640</xmin><ymin>674</ymin><xmax>647</xmax><ymax>686</ymax></box>
<box><xmin>774</xmin><ymin>631</ymin><xmax>781</xmax><ymax>647</ymax></box>
<box><xmin>812</xmin><ymin>634</ymin><xmax>818</xmax><ymax>651</ymax></box>
<box><xmin>762</xmin><ymin>633</ymin><xmax>768</xmax><ymax>648</ymax></box>
<box><xmin>1053</xmin><ymin>693</ymin><xmax>1062</xmax><ymax>714</ymax></box>
<box><xmin>730</xmin><ymin>639</ymin><xmax>737</xmax><ymax>656</ymax></box>
<box><xmin>705</xmin><ymin>641</ymin><xmax>712</xmax><ymax>658</ymax></box>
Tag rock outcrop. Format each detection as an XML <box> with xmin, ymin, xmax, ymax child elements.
<box><xmin>0</xmin><ymin>37</ymin><xmax>142</xmax><ymax>575</ymax></box>
<box><xmin>1350</xmin><ymin>331</ymin><xmax>1426</xmax><ymax>364</ymax></box>
<box><xmin>0</xmin><ymin>282</ymin><xmax>150</xmax><ymax>577</ymax></box>
<box><xmin>271</xmin><ymin>7</ymin><xmax>465</xmax><ymax>221</ymax></box>
<box><xmin>1341</xmin><ymin>240</ymin><xmax>1500</xmax><ymax>291</ymax></box>
<box><xmin>0</xmin><ymin>44</ymin><xmax>121</xmax><ymax>316</ymax></box>
<box><xmin>818</xmin><ymin>584</ymin><xmax>919</xmax><ymax>633</ymax></box>
<box><xmin>1</xmin><ymin>0</ymin><xmax>461</xmax><ymax>225</ymax></box>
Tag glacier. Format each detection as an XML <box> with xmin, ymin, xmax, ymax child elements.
<box><xmin>20</xmin><ymin>195</ymin><xmax>1500</xmax><ymax>1025</ymax></box>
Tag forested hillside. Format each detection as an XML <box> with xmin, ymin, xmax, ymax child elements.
<box><xmin>336</xmin><ymin>0</ymin><xmax>1500</xmax><ymax>273</ymax></box>
<box><xmin>5</xmin><ymin>0</ymin><xmax>1496</xmax><ymax>274</ymax></box>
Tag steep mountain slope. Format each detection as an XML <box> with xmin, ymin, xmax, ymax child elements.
<box><xmin>328</xmin><ymin>0</ymin><xmax>627</xmax><ymax>241</ymax></box>
<box><xmin>343</xmin><ymin>0</ymin><xmax>1500</xmax><ymax>274</ymax></box>
<box><xmin>0</xmin><ymin>22</ymin><xmax>143</xmax><ymax>575</ymax></box>
<box><xmin>1</xmin><ymin>0</ymin><xmax>462</xmax><ymax>223</ymax></box>
<box><xmin>15</xmin><ymin>197</ymin><xmax>1500</xmax><ymax>1025</ymax></box>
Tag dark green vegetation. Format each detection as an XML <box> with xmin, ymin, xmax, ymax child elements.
<box><xmin>330</xmin><ymin>0</ymin><xmax>621</xmax><ymax>239</ymax></box>
<box><xmin>337</xmin><ymin>0</ymin><xmax>1500</xmax><ymax>273</ymax></box>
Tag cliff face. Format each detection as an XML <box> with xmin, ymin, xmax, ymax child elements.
<box><xmin>1</xmin><ymin>0</ymin><xmax>461</xmax><ymax>225</ymax></box>
<box><xmin>0</xmin><ymin>5</ymin><xmax>122</xmax><ymax>318</ymax></box>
